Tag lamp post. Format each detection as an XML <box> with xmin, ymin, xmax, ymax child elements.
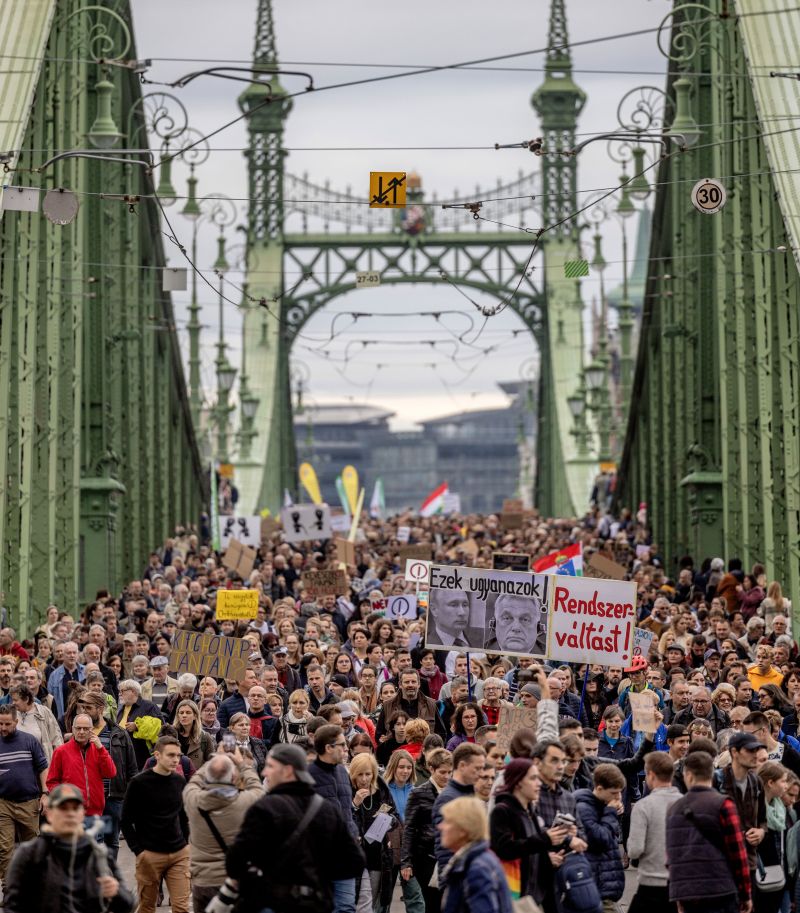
<box><xmin>212</xmin><ymin>223</ymin><xmax>237</xmax><ymax>462</ymax></box>
<box><xmin>567</xmin><ymin>385</ymin><xmax>591</xmax><ymax>457</ymax></box>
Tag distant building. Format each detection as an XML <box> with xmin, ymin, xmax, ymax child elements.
<box><xmin>294</xmin><ymin>381</ymin><xmax>536</xmax><ymax>514</ymax></box>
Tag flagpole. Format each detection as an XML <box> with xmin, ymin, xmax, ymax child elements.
<box><xmin>466</xmin><ymin>651</ymin><xmax>473</xmax><ymax>702</ymax></box>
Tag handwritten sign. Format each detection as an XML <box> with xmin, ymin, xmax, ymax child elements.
<box><xmin>547</xmin><ymin>576</ymin><xmax>637</xmax><ymax>667</ymax></box>
<box><xmin>633</xmin><ymin>627</ymin><xmax>656</xmax><ymax>659</ymax></box>
<box><xmin>218</xmin><ymin>516</ymin><xmax>261</xmax><ymax>549</ymax></box>
<box><xmin>496</xmin><ymin>705</ymin><xmax>538</xmax><ymax>755</ymax></box>
<box><xmin>370</xmin><ymin>595</ymin><xmax>389</xmax><ymax>613</ymax></box>
<box><xmin>502</xmin><ymin>499</ymin><xmax>524</xmax><ymax>513</ymax></box>
<box><xmin>397</xmin><ymin>526</ymin><xmax>411</xmax><ymax>544</ymax></box>
<box><xmin>386</xmin><ymin>595</ymin><xmax>417</xmax><ymax>620</ymax></box>
<box><xmin>168</xmin><ymin>630</ymin><xmax>250</xmax><ymax>681</ymax></box>
<box><xmin>302</xmin><ymin>569</ymin><xmax>348</xmax><ymax>597</ymax></box>
<box><xmin>216</xmin><ymin>589</ymin><xmax>259</xmax><ymax>621</ymax></box>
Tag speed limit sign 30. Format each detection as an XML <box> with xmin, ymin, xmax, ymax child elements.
<box><xmin>691</xmin><ymin>178</ymin><xmax>727</xmax><ymax>215</ymax></box>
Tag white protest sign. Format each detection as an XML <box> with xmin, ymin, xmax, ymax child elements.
<box><xmin>405</xmin><ymin>559</ymin><xmax>431</xmax><ymax>585</ymax></box>
<box><xmin>632</xmin><ymin>627</ymin><xmax>655</xmax><ymax>658</ymax></box>
<box><xmin>330</xmin><ymin>513</ymin><xmax>351</xmax><ymax>533</ymax></box>
<box><xmin>386</xmin><ymin>594</ymin><xmax>417</xmax><ymax>620</ymax></box>
<box><xmin>546</xmin><ymin>576</ymin><xmax>637</xmax><ymax>667</ymax></box>
<box><xmin>281</xmin><ymin>505</ymin><xmax>332</xmax><ymax>543</ymax></box>
<box><xmin>218</xmin><ymin>516</ymin><xmax>261</xmax><ymax>549</ymax></box>
<box><xmin>397</xmin><ymin>525</ymin><xmax>411</xmax><ymax>543</ymax></box>
<box><xmin>370</xmin><ymin>595</ymin><xmax>389</xmax><ymax>613</ymax></box>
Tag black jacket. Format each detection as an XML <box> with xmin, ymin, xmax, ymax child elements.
<box><xmin>103</xmin><ymin>723</ymin><xmax>138</xmax><ymax>800</ymax></box>
<box><xmin>4</xmin><ymin>831</ymin><xmax>134</xmax><ymax>913</ymax></box>
<box><xmin>401</xmin><ymin>779</ymin><xmax>438</xmax><ymax>869</ymax></box>
<box><xmin>226</xmin><ymin>780</ymin><xmax>365</xmax><ymax>913</ymax></box>
<box><xmin>490</xmin><ymin>791</ymin><xmax>551</xmax><ymax>901</ymax></box>
<box><xmin>310</xmin><ymin>758</ymin><xmax>358</xmax><ymax>837</ymax></box>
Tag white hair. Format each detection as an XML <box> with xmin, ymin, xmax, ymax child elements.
<box><xmin>177</xmin><ymin>673</ymin><xmax>197</xmax><ymax>690</ymax></box>
<box><xmin>119</xmin><ymin>679</ymin><xmax>141</xmax><ymax>695</ymax></box>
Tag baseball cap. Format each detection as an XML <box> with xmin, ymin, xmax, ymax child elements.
<box><xmin>337</xmin><ymin>701</ymin><xmax>356</xmax><ymax>719</ymax></box>
<box><xmin>729</xmin><ymin>731</ymin><xmax>765</xmax><ymax>752</ymax></box>
<box><xmin>150</xmin><ymin>656</ymin><xmax>168</xmax><ymax>668</ymax></box>
<box><xmin>122</xmin><ymin>633</ymin><xmax>138</xmax><ymax>644</ymax></box>
<box><xmin>704</xmin><ymin>649</ymin><xmax>721</xmax><ymax>661</ymax></box>
<box><xmin>273</xmin><ymin>646</ymin><xmax>288</xmax><ymax>656</ymax></box>
<box><xmin>268</xmin><ymin>744</ymin><xmax>314</xmax><ymax>784</ymax></box>
<box><xmin>330</xmin><ymin>674</ymin><xmax>350</xmax><ymax>689</ymax></box>
<box><xmin>248</xmin><ymin>652</ymin><xmax>264</xmax><ymax>662</ymax></box>
<box><xmin>48</xmin><ymin>784</ymin><xmax>84</xmax><ymax>808</ymax></box>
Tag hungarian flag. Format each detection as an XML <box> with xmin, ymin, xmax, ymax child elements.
<box><xmin>420</xmin><ymin>482</ymin><xmax>448</xmax><ymax>517</ymax></box>
<box><xmin>532</xmin><ymin>542</ymin><xmax>583</xmax><ymax>576</ymax></box>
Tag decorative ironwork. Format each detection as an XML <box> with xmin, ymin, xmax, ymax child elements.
<box><xmin>656</xmin><ymin>2</ymin><xmax>715</xmax><ymax>69</ymax></box>
<box><xmin>62</xmin><ymin>4</ymin><xmax>132</xmax><ymax>62</ymax></box>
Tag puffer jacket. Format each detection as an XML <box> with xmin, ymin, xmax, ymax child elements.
<box><xmin>440</xmin><ymin>839</ymin><xmax>513</xmax><ymax>913</ymax></box>
<box><xmin>574</xmin><ymin>788</ymin><xmax>625</xmax><ymax>901</ymax></box>
<box><xmin>182</xmin><ymin>762</ymin><xmax>263</xmax><ymax>886</ymax></box>
<box><xmin>310</xmin><ymin>758</ymin><xmax>358</xmax><ymax>837</ymax></box>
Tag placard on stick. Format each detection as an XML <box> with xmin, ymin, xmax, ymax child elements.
<box><xmin>302</xmin><ymin>569</ymin><xmax>349</xmax><ymax>597</ymax></box>
<box><xmin>169</xmin><ymin>630</ymin><xmax>250</xmax><ymax>681</ymax></box>
<box><xmin>628</xmin><ymin>690</ymin><xmax>658</xmax><ymax>733</ymax></box>
<box><xmin>216</xmin><ymin>589</ymin><xmax>259</xmax><ymax>621</ymax></box>
<box><xmin>492</xmin><ymin>552</ymin><xmax>530</xmax><ymax>572</ymax></box>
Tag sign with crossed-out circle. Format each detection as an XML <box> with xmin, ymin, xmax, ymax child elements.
<box><xmin>386</xmin><ymin>595</ymin><xmax>418</xmax><ymax>620</ymax></box>
<box><xmin>404</xmin><ymin>559</ymin><xmax>431</xmax><ymax>585</ymax></box>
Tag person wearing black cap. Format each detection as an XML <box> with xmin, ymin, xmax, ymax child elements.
<box><xmin>3</xmin><ymin>783</ymin><xmax>134</xmax><ymax>913</ymax></box>
<box><xmin>715</xmin><ymin>731</ymin><xmax>767</xmax><ymax>874</ymax></box>
<box><xmin>216</xmin><ymin>743</ymin><xmax>365</xmax><ymax>913</ymax></box>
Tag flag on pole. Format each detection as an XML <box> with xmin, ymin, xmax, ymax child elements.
<box><xmin>283</xmin><ymin>489</ymin><xmax>294</xmax><ymax>508</ymax></box>
<box><xmin>299</xmin><ymin>462</ymin><xmax>323</xmax><ymax>505</ymax></box>
<box><xmin>419</xmin><ymin>482</ymin><xmax>449</xmax><ymax>518</ymax></box>
<box><xmin>342</xmin><ymin>465</ymin><xmax>360</xmax><ymax>515</ymax></box>
<box><xmin>370</xmin><ymin>478</ymin><xmax>386</xmax><ymax>519</ymax></box>
<box><xmin>335</xmin><ymin>476</ymin><xmax>351</xmax><ymax>516</ymax></box>
<box><xmin>532</xmin><ymin>542</ymin><xmax>583</xmax><ymax>576</ymax></box>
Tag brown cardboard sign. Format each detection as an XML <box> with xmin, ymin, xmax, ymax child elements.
<box><xmin>335</xmin><ymin>538</ymin><xmax>356</xmax><ymax>566</ymax></box>
<box><xmin>260</xmin><ymin>516</ymin><xmax>280</xmax><ymax>541</ymax></box>
<box><xmin>302</xmin><ymin>569</ymin><xmax>349</xmax><ymax>597</ymax></box>
<box><xmin>585</xmin><ymin>553</ymin><xmax>627</xmax><ymax>580</ymax></box>
<box><xmin>500</xmin><ymin>512</ymin><xmax>524</xmax><ymax>529</ymax></box>
<box><xmin>169</xmin><ymin>630</ymin><xmax>250</xmax><ymax>681</ymax></box>
<box><xmin>496</xmin><ymin>706</ymin><xmax>538</xmax><ymax>755</ymax></box>
<box><xmin>399</xmin><ymin>544</ymin><xmax>432</xmax><ymax>562</ymax></box>
<box><xmin>222</xmin><ymin>539</ymin><xmax>256</xmax><ymax>579</ymax></box>
<box><xmin>502</xmin><ymin>498</ymin><xmax>524</xmax><ymax>513</ymax></box>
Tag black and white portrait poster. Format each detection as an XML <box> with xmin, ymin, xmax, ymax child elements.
<box><xmin>425</xmin><ymin>565</ymin><xmax>550</xmax><ymax>658</ymax></box>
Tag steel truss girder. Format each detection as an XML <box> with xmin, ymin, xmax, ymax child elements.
<box><xmin>282</xmin><ymin>234</ymin><xmax>543</xmax><ymax>345</ymax></box>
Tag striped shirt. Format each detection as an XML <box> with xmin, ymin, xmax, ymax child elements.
<box><xmin>0</xmin><ymin>730</ymin><xmax>48</xmax><ymax>801</ymax></box>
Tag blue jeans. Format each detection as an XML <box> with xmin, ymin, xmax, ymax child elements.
<box><xmin>103</xmin><ymin>798</ymin><xmax>123</xmax><ymax>863</ymax></box>
<box><xmin>333</xmin><ymin>877</ymin><xmax>357</xmax><ymax>913</ymax></box>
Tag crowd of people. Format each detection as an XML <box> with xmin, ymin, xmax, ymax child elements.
<box><xmin>0</xmin><ymin>508</ymin><xmax>797</xmax><ymax>913</ymax></box>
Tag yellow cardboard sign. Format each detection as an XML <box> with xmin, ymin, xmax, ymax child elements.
<box><xmin>218</xmin><ymin>463</ymin><xmax>234</xmax><ymax>479</ymax></box>
<box><xmin>369</xmin><ymin>172</ymin><xmax>406</xmax><ymax>208</ymax></box>
<box><xmin>216</xmin><ymin>588</ymin><xmax>259</xmax><ymax>620</ymax></box>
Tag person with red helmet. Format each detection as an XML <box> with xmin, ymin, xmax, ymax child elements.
<box><xmin>618</xmin><ymin>655</ymin><xmax>664</xmax><ymax>716</ymax></box>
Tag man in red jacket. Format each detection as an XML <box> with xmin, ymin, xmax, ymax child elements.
<box><xmin>46</xmin><ymin>713</ymin><xmax>116</xmax><ymax>818</ymax></box>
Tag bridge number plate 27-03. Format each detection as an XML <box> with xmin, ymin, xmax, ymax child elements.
<box><xmin>691</xmin><ymin>178</ymin><xmax>727</xmax><ymax>215</ymax></box>
<box><xmin>355</xmin><ymin>271</ymin><xmax>381</xmax><ymax>289</ymax></box>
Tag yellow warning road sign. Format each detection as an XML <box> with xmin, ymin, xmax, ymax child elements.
<box><xmin>369</xmin><ymin>172</ymin><xmax>406</xmax><ymax>208</ymax></box>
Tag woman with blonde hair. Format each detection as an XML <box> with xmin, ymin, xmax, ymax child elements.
<box><xmin>174</xmin><ymin>699</ymin><xmax>215</xmax><ymax>768</ymax></box>
<box><xmin>761</xmin><ymin>581</ymin><xmax>792</xmax><ymax>629</ymax></box>
<box><xmin>397</xmin><ymin>717</ymin><xmax>430</xmax><ymax>761</ymax></box>
<box><xmin>350</xmin><ymin>752</ymin><xmax>398</xmax><ymax>912</ymax></box>
<box><xmin>439</xmin><ymin>797</ymin><xmax>513</xmax><ymax>913</ymax></box>
<box><xmin>277</xmin><ymin>689</ymin><xmax>312</xmax><ymax>743</ymax></box>
<box><xmin>711</xmin><ymin>683</ymin><xmax>736</xmax><ymax>716</ymax></box>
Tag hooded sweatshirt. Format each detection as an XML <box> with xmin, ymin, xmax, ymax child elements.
<box><xmin>182</xmin><ymin>762</ymin><xmax>263</xmax><ymax>886</ymax></box>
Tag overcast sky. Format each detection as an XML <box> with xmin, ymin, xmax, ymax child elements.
<box><xmin>131</xmin><ymin>0</ymin><xmax>670</xmax><ymax>430</ymax></box>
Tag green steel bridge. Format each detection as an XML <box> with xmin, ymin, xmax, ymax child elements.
<box><xmin>2</xmin><ymin>0</ymin><xmax>800</xmax><ymax>630</ymax></box>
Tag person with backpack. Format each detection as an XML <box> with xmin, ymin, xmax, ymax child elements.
<box><xmin>182</xmin><ymin>747</ymin><xmax>263</xmax><ymax>913</ymax></box>
<box><xmin>220</xmin><ymin>743</ymin><xmax>365</xmax><ymax>913</ymax></box>
<box><xmin>574</xmin><ymin>763</ymin><xmax>627</xmax><ymax>913</ymax></box>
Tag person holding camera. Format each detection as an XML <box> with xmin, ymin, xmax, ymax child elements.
<box><xmin>3</xmin><ymin>782</ymin><xmax>133</xmax><ymax>913</ymax></box>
